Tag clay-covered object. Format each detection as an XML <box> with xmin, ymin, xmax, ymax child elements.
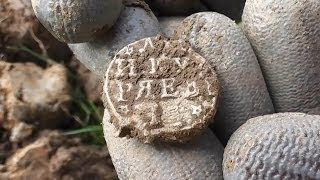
<box><xmin>159</xmin><ymin>17</ymin><xmax>185</xmax><ymax>37</ymax></box>
<box><xmin>173</xmin><ymin>12</ymin><xmax>274</xmax><ymax>144</ymax></box>
<box><xmin>0</xmin><ymin>62</ymin><xmax>71</xmax><ymax>131</ymax></box>
<box><xmin>31</xmin><ymin>0</ymin><xmax>122</xmax><ymax>43</ymax></box>
<box><xmin>223</xmin><ymin>113</ymin><xmax>320</xmax><ymax>179</ymax></box>
<box><xmin>69</xmin><ymin>2</ymin><xmax>161</xmax><ymax>77</ymax></box>
<box><xmin>103</xmin><ymin>35</ymin><xmax>219</xmax><ymax>143</ymax></box>
<box><xmin>242</xmin><ymin>0</ymin><xmax>320</xmax><ymax>114</ymax></box>
<box><xmin>103</xmin><ymin>109</ymin><xmax>224</xmax><ymax>180</ymax></box>
<box><xmin>145</xmin><ymin>0</ymin><xmax>207</xmax><ymax>16</ymax></box>
<box><xmin>202</xmin><ymin>0</ymin><xmax>245</xmax><ymax>21</ymax></box>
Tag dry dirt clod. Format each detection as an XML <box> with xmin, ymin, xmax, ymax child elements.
<box><xmin>0</xmin><ymin>0</ymin><xmax>35</xmax><ymax>43</ymax></box>
<box><xmin>9</xmin><ymin>122</ymin><xmax>33</xmax><ymax>143</ymax></box>
<box><xmin>31</xmin><ymin>0</ymin><xmax>123</xmax><ymax>43</ymax></box>
<box><xmin>223</xmin><ymin>113</ymin><xmax>320</xmax><ymax>180</ymax></box>
<box><xmin>0</xmin><ymin>131</ymin><xmax>117</xmax><ymax>180</ymax></box>
<box><xmin>103</xmin><ymin>35</ymin><xmax>219</xmax><ymax>143</ymax></box>
<box><xmin>242</xmin><ymin>0</ymin><xmax>320</xmax><ymax>114</ymax></box>
<box><xmin>68</xmin><ymin>2</ymin><xmax>161</xmax><ymax>77</ymax></box>
<box><xmin>0</xmin><ymin>61</ymin><xmax>71</xmax><ymax>138</ymax></box>
<box><xmin>173</xmin><ymin>12</ymin><xmax>275</xmax><ymax>145</ymax></box>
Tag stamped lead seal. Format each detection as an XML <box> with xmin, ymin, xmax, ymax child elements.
<box><xmin>104</xmin><ymin>35</ymin><xmax>219</xmax><ymax>143</ymax></box>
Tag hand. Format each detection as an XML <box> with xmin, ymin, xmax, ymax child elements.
<box><xmin>31</xmin><ymin>0</ymin><xmax>320</xmax><ymax>179</ymax></box>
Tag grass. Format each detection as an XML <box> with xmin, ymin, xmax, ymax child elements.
<box><xmin>6</xmin><ymin>44</ymin><xmax>106</xmax><ymax>146</ymax></box>
<box><xmin>67</xmin><ymin>84</ymin><xmax>105</xmax><ymax>146</ymax></box>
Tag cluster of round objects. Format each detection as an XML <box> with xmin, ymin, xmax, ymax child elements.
<box><xmin>32</xmin><ymin>0</ymin><xmax>320</xmax><ymax>179</ymax></box>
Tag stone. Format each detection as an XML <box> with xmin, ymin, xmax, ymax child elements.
<box><xmin>103</xmin><ymin>35</ymin><xmax>219</xmax><ymax>143</ymax></box>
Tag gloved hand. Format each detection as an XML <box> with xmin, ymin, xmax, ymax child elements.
<box><xmin>31</xmin><ymin>0</ymin><xmax>320</xmax><ymax>179</ymax></box>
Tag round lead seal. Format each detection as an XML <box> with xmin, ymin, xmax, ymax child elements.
<box><xmin>103</xmin><ymin>35</ymin><xmax>219</xmax><ymax>143</ymax></box>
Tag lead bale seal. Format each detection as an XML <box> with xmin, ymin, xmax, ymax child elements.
<box><xmin>103</xmin><ymin>35</ymin><xmax>219</xmax><ymax>143</ymax></box>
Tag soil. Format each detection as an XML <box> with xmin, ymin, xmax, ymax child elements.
<box><xmin>0</xmin><ymin>62</ymin><xmax>71</xmax><ymax>136</ymax></box>
<box><xmin>104</xmin><ymin>35</ymin><xmax>219</xmax><ymax>143</ymax></box>
<box><xmin>0</xmin><ymin>0</ymin><xmax>72</xmax><ymax>62</ymax></box>
<box><xmin>0</xmin><ymin>60</ymin><xmax>117</xmax><ymax>179</ymax></box>
<box><xmin>0</xmin><ymin>0</ymin><xmax>35</xmax><ymax>44</ymax></box>
<box><xmin>69</xmin><ymin>57</ymin><xmax>103</xmax><ymax>104</ymax></box>
<box><xmin>0</xmin><ymin>131</ymin><xmax>118</xmax><ymax>180</ymax></box>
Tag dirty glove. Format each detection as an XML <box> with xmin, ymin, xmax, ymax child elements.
<box><xmin>31</xmin><ymin>0</ymin><xmax>320</xmax><ymax>179</ymax></box>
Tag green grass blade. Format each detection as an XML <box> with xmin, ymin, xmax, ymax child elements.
<box><xmin>63</xmin><ymin>125</ymin><xmax>103</xmax><ymax>135</ymax></box>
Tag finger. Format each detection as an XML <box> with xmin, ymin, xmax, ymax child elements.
<box><xmin>68</xmin><ymin>2</ymin><xmax>161</xmax><ymax>77</ymax></box>
<box><xmin>242</xmin><ymin>0</ymin><xmax>320</xmax><ymax>114</ymax></box>
<box><xmin>223</xmin><ymin>112</ymin><xmax>320</xmax><ymax>179</ymax></box>
<box><xmin>103</xmin><ymin>109</ymin><xmax>224</xmax><ymax>180</ymax></box>
<box><xmin>31</xmin><ymin>0</ymin><xmax>122</xmax><ymax>43</ymax></box>
<box><xmin>173</xmin><ymin>12</ymin><xmax>275</xmax><ymax>145</ymax></box>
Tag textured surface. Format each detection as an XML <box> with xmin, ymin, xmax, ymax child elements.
<box><xmin>223</xmin><ymin>113</ymin><xmax>320</xmax><ymax>179</ymax></box>
<box><xmin>69</xmin><ymin>5</ymin><xmax>161</xmax><ymax>77</ymax></box>
<box><xmin>159</xmin><ymin>17</ymin><xmax>185</xmax><ymax>37</ymax></box>
<box><xmin>31</xmin><ymin>0</ymin><xmax>122</xmax><ymax>43</ymax></box>
<box><xmin>103</xmin><ymin>109</ymin><xmax>224</xmax><ymax>180</ymax></box>
<box><xmin>173</xmin><ymin>12</ymin><xmax>274</xmax><ymax>144</ymax></box>
<box><xmin>104</xmin><ymin>35</ymin><xmax>219</xmax><ymax>143</ymax></box>
<box><xmin>242</xmin><ymin>0</ymin><xmax>320</xmax><ymax>114</ymax></box>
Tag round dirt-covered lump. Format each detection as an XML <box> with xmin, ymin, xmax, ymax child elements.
<box><xmin>104</xmin><ymin>35</ymin><xmax>219</xmax><ymax>143</ymax></box>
